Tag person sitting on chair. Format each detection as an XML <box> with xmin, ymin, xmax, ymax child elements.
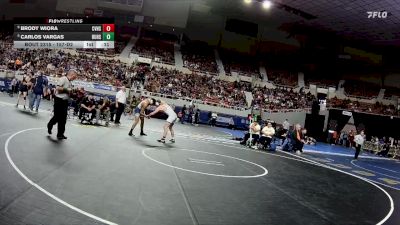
<box><xmin>240</xmin><ymin>121</ymin><xmax>261</xmax><ymax>146</ymax></box>
<box><xmin>79</xmin><ymin>95</ymin><xmax>96</xmax><ymax>123</ymax></box>
<box><xmin>275</xmin><ymin>125</ymin><xmax>288</xmax><ymax>146</ymax></box>
<box><xmin>95</xmin><ymin>96</ymin><xmax>111</xmax><ymax>126</ymax></box>
<box><xmin>257</xmin><ymin>122</ymin><xmax>275</xmax><ymax>150</ymax></box>
<box><xmin>71</xmin><ymin>87</ymin><xmax>85</xmax><ymax>116</ymax></box>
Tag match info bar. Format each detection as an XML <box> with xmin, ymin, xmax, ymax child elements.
<box><xmin>13</xmin><ymin>18</ymin><xmax>114</xmax><ymax>49</ymax></box>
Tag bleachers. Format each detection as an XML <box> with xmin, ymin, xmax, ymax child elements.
<box><xmin>252</xmin><ymin>86</ymin><xmax>314</xmax><ymax>111</ymax></box>
<box><xmin>220</xmin><ymin>50</ymin><xmax>259</xmax><ymax>77</ymax></box>
<box><xmin>181</xmin><ymin>41</ymin><xmax>218</xmax><ymax>75</ymax></box>
<box><xmin>327</xmin><ymin>97</ymin><xmax>398</xmax><ymax>116</ymax></box>
<box><xmin>306</xmin><ymin>77</ymin><xmax>338</xmax><ymax>88</ymax></box>
<box><xmin>267</xmin><ymin>70</ymin><xmax>298</xmax><ymax>87</ymax></box>
<box><xmin>384</xmin><ymin>87</ymin><xmax>400</xmax><ymax>99</ymax></box>
<box><xmin>343</xmin><ymin>80</ymin><xmax>380</xmax><ymax>98</ymax></box>
<box><xmin>145</xmin><ymin>67</ymin><xmax>248</xmax><ymax>109</ymax></box>
<box><xmin>132</xmin><ymin>38</ymin><xmax>175</xmax><ymax>65</ymax></box>
<box><xmin>0</xmin><ymin>28</ymin><xmax>398</xmax><ymax>119</ymax></box>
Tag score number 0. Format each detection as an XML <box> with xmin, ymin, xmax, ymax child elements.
<box><xmin>102</xmin><ymin>24</ymin><xmax>114</xmax><ymax>32</ymax></box>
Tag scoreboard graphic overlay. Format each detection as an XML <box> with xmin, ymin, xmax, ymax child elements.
<box><xmin>13</xmin><ymin>18</ymin><xmax>115</xmax><ymax>49</ymax></box>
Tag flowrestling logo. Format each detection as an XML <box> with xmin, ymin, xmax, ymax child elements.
<box><xmin>367</xmin><ymin>11</ymin><xmax>388</xmax><ymax>19</ymax></box>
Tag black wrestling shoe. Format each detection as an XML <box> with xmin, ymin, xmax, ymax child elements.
<box><xmin>47</xmin><ymin>124</ymin><xmax>52</xmax><ymax>135</ymax></box>
<box><xmin>169</xmin><ymin>139</ymin><xmax>175</xmax><ymax>143</ymax></box>
<box><xmin>157</xmin><ymin>138</ymin><xmax>165</xmax><ymax>143</ymax></box>
<box><xmin>128</xmin><ymin>132</ymin><xmax>134</xmax><ymax>136</ymax></box>
<box><xmin>57</xmin><ymin>135</ymin><xmax>67</xmax><ymax>140</ymax></box>
<box><xmin>140</xmin><ymin>133</ymin><xmax>147</xmax><ymax>136</ymax></box>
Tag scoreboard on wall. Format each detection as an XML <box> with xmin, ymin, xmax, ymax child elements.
<box><xmin>13</xmin><ymin>18</ymin><xmax>115</xmax><ymax>49</ymax></box>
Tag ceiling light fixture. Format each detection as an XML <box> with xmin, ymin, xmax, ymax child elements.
<box><xmin>262</xmin><ymin>0</ymin><xmax>272</xmax><ymax>9</ymax></box>
<box><xmin>244</xmin><ymin>0</ymin><xmax>252</xmax><ymax>4</ymax></box>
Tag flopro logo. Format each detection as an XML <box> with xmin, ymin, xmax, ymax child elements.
<box><xmin>367</xmin><ymin>11</ymin><xmax>388</xmax><ymax>19</ymax></box>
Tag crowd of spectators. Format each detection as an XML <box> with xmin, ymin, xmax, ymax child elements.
<box><xmin>220</xmin><ymin>50</ymin><xmax>259</xmax><ymax>77</ymax></box>
<box><xmin>131</xmin><ymin>29</ymin><xmax>177</xmax><ymax>65</ymax></box>
<box><xmin>145</xmin><ymin>67</ymin><xmax>248</xmax><ymax>109</ymax></box>
<box><xmin>0</xmin><ymin>41</ymin><xmax>137</xmax><ymax>87</ymax></box>
<box><xmin>132</xmin><ymin>39</ymin><xmax>175</xmax><ymax>65</ymax></box>
<box><xmin>267</xmin><ymin>70</ymin><xmax>298</xmax><ymax>87</ymax></box>
<box><xmin>252</xmin><ymin>86</ymin><xmax>314</xmax><ymax>111</ymax></box>
<box><xmin>327</xmin><ymin>97</ymin><xmax>398</xmax><ymax>116</ymax></box>
<box><xmin>343</xmin><ymin>80</ymin><xmax>380</xmax><ymax>98</ymax></box>
<box><xmin>384</xmin><ymin>86</ymin><xmax>400</xmax><ymax>99</ymax></box>
<box><xmin>306</xmin><ymin>77</ymin><xmax>338</xmax><ymax>88</ymax></box>
<box><xmin>181</xmin><ymin>41</ymin><xmax>218</xmax><ymax>75</ymax></box>
<box><xmin>1</xmin><ymin>29</ymin><xmax>399</xmax><ymax>118</ymax></box>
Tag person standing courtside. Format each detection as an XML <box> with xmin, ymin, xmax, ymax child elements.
<box><xmin>47</xmin><ymin>69</ymin><xmax>78</xmax><ymax>139</ymax></box>
<box><xmin>114</xmin><ymin>86</ymin><xmax>127</xmax><ymax>125</ymax></box>
<box><xmin>282</xmin><ymin>119</ymin><xmax>290</xmax><ymax>132</ymax></box>
<box><xmin>354</xmin><ymin>130</ymin><xmax>366</xmax><ymax>160</ymax></box>
<box><xmin>29</xmin><ymin>72</ymin><xmax>48</xmax><ymax>113</ymax></box>
<box><xmin>293</xmin><ymin>124</ymin><xmax>305</xmax><ymax>154</ymax></box>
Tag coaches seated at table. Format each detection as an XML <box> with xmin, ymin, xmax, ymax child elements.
<box><xmin>79</xmin><ymin>95</ymin><xmax>96</xmax><ymax>123</ymax></box>
<box><xmin>256</xmin><ymin>122</ymin><xmax>275</xmax><ymax>150</ymax></box>
<box><xmin>96</xmin><ymin>96</ymin><xmax>111</xmax><ymax>126</ymax></box>
<box><xmin>240</xmin><ymin>121</ymin><xmax>261</xmax><ymax>146</ymax></box>
<box><xmin>70</xmin><ymin>87</ymin><xmax>86</xmax><ymax>116</ymax></box>
<box><xmin>275</xmin><ymin>125</ymin><xmax>288</xmax><ymax>145</ymax></box>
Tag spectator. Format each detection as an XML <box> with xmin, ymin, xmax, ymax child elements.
<box><xmin>181</xmin><ymin>104</ymin><xmax>187</xmax><ymax>124</ymax></box>
<box><xmin>29</xmin><ymin>72</ymin><xmax>48</xmax><ymax>113</ymax></box>
<box><xmin>257</xmin><ymin>122</ymin><xmax>275</xmax><ymax>150</ymax></box>
<box><xmin>283</xmin><ymin>119</ymin><xmax>290</xmax><ymax>131</ymax></box>
<box><xmin>240</xmin><ymin>121</ymin><xmax>261</xmax><ymax>145</ymax></box>
<box><xmin>211</xmin><ymin>112</ymin><xmax>218</xmax><ymax>127</ymax></box>
<box><xmin>79</xmin><ymin>95</ymin><xmax>96</xmax><ymax>123</ymax></box>
<box><xmin>292</xmin><ymin>124</ymin><xmax>305</xmax><ymax>154</ymax></box>
<box><xmin>181</xmin><ymin>41</ymin><xmax>218</xmax><ymax>74</ymax></box>
<box><xmin>96</xmin><ymin>96</ymin><xmax>111</xmax><ymax>126</ymax></box>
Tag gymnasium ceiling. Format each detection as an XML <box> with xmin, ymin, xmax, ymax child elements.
<box><xmin>203</xmin><ymin>0</ymin><xmax>400</xmax><ymax>45</ymax></box>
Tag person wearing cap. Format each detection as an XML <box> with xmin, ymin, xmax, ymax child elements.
<box><xmin>114</xmin><ymin>86</ymin><xmax>127</xmax><ymax>125</ymax></box>
<box><xmin>29</xmin><ymin>71</ymin><xmax>48</xmax><ymax>113</ymax></box>
<box><xmin>128</xmin><ymin>97</ymin><xmax>156</xmax><ymax>136</ymax></box>
<box><xmin>47</xmin><ymin>69</ymin><xmax>78</xmax><ymax>139</ymax></box>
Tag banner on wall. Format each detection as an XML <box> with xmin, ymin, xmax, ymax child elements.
<box><xmin>342</xmin><ymin>111</ymin><xmax>352</xmax><ymax>116</ymax></box>
<box><xmin>46</xmin><ymin>76</ymin><xmax>115</xmax><ymax>92</ymax></box>
<box><xmin>93</xmin><ymin>83</ymin><xmax>115</xmax><ymax>91</ymax></box>
<box><xmin>239</xmin><ymin>75</ymin><xmax>252</xmax><ymax>82</ymax></box>
<box><xmin>137</xmin><ymin>57</ymin><xmax>152</xmax><ymax>64</ymax></box>
<box><xmin>0</xmin><ymin>78</ymin><xmax>11</xmax><ymax>90</ymax></box>
<box><xmin>317</xmin><ymin>87</ymin><xmax>328</xmax><ymax>94</ymax></box>
<box><xmin>216</xmin><ymin>116</ymin><xmax>234</xmax><ymax>125</ymax></box>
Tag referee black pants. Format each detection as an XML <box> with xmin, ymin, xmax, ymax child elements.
<box><xmin>48</xmin><ymin>97</ymin><xmax>69</xmax><ymax>136</ymax></box>
<box><xmin>354</xmin><ymin>144</ymin><xmax>362</xmax><ymax>159</ymax></box>
<box><xmin>115</xmin><ymin>103</ymin><xmax>125</xmax><ymax>124</ymax></box>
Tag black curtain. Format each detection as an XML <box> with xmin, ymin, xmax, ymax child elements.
<box><xmin>327</xmin><ymin>109</ymin><xmax>351</xmax><ymax>133</ymax></box>
<box><xmin>305</xmin><ymin>114</ymin><xmax>325</xmax><ymax>141</ymax></box>
<box><xmin>352</xmin><ymin>112</ymin><xmax>400</xmax><ymax>139</ymax></box>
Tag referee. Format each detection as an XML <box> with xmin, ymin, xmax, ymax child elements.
<box><xmin>47</xmin><ymin>69</ymin><xmax>78</xmax><ymax>139</ymax></box>
<box><xmin>114</xmin><ymin>86</ymin><xmax>127</xmax><ymax>125</ymax></box>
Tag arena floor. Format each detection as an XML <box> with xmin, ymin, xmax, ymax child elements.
<box><xmin>0</xmin><ymin>94</ymin><xmax>399</xmax><ymax>225</ymax></box>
